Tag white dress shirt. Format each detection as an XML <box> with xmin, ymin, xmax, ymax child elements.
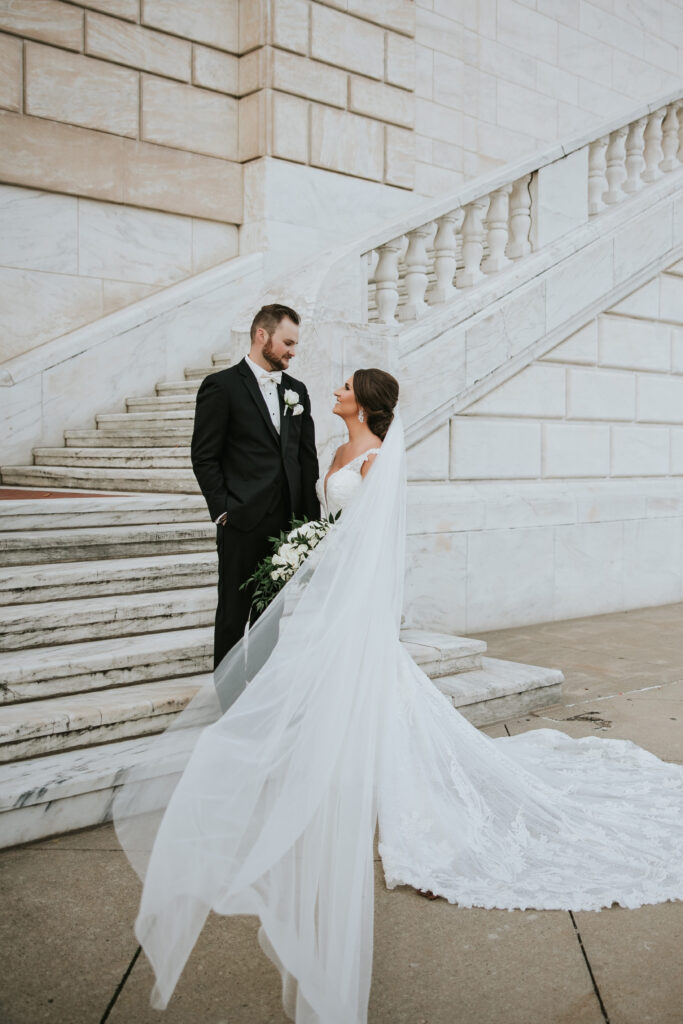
<box><xmin>245</xmin><ymin>353</ymin><xmax>281</xmax><ymax>434</ymax></box>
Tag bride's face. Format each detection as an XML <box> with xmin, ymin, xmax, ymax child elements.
<box><xmin>333</xmin><ymin>377</ymin><xmax>359</xmax><ymax>419</ymax></box>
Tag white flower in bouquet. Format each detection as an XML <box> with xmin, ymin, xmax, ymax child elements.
<box><xmin>244</xmin><ymin>514</ymin><xmax>341</xmax><ymax>614</ymax></box>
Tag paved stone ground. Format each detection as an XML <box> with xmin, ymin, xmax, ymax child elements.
<box><xmin>1</xmin><ymin>603</ymin><xmax>682</xmax><ymax>1024</ymax></box>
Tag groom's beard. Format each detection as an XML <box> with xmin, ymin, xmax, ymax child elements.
<box><xmin>262</xmin><ymin>338</ymin><xmax>290</xmax><ymax>372</ymax></box>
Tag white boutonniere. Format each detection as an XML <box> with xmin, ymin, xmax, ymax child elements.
<box><xmin>283</xmin><ymin>389</ymin><xmax>304</xmax><ymax>416</ymax></box>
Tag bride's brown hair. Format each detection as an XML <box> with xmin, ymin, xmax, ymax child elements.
<box><xmin>352</xmin><ymin>368</ymin><xmax>399</xmax><ymax>441</ymax></box>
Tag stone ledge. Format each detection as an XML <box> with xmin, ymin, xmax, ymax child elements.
<box><xmin>0</xmin><ymin>550</ymin><xmax>216</xmax><ymax>606</ymax></box>
<box><xmin>407</xmin><ymin>477</ymin><xmax>683</xmax><ymax>534</ymax></box>
<box><xmin>0</xmin><ymin>110</ymin><xmax>244</xmax><ymax>222</ymax></box>
<box><xmin>0</xmin><ymin>520</ymin><xmax>214</xmax><ymax>567</ymax></box>
<box><xmin>0</xmin><ymin>586</ymin><xmax>215</xmax><ymax>650</ymax></box>
<box><xmin>0</xmin><ymin>678</ymin><xmax>205</xmax><ymax>762</ymax></box>
<box><xmin>438</xmin><ymin>656</ymin><xmax>565</xmax><ymax>727</ymax></box>
<box><xmin>1</xmin><ymin>626</ymin><xmax>213</xmax><ymax>701</ymax></box>
<box><xmin>0</xmin><ymin>494</ymin><xmax>206</xmax><ymax>530</ymax></box>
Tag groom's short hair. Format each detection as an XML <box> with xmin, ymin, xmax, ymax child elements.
<box><xmin>250</xmin><ymin>303</ymin><xmax>300</xmax><ymax>342</ymax></box>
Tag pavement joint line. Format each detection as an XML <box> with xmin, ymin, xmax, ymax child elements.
<box><xmin>99</xmin><ymin>944</ymin><xmax>141</xmax><ymax>1024</ymax></box>
<box><xmin>567</xmin><ymin>910</ymin><xmax>611</xmax><ymax>1024</ymax></box>
<box><xmin>562</xmin><ymin>679</ymin><xmax>683</xmax><ymax>707</ymax></box>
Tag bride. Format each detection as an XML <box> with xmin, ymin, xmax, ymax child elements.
<box><xmin>114</xmin><ymin>368</ymin><xmax>683</xmax><ymax>1024</ymax></box>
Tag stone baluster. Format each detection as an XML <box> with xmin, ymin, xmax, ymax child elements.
<box><xmin>400</xmin><ymin>223</ymin><xmax>434</xmax><ymax>321</ymax></box>
<box><xmin>588</xmin><ymin>137</ymin><xmax>608</xmax><ymax>215</ymax></box>
<box><xmin>623</xmin><ymin>118</ymin><xmax>647</xmax><ymax>193</ymax></box>
<box><xmin>373</xmin><ymin>237</ymin><xmax>403</xmax><ymax>324</ymax></box>
<box><xmin>428</xmin><ymin>209</ymin><xmax>461</xmax><ymax>304</ymax></box>
<box><xmin>642</xmin><ymin>107</ymin><xmax>666</xmax><ymax>182</ymax></box>
<box><xmin>506</xmin><ymin>174</ymin><xmax>532</xmax><ymax>258</ymax></box>
<box><xmin>360</xmin><ymin>250</ymin><xmax>373</xmax><ymax>322</ymax></box>
<box><xmin>660</xmin><ymin>101</ymin><xmax>681</xmax><ymax>172</ymax></box>
<box><xmin>603</xmin><ymin>126</ymin><xmax>627</xmax><ymax>204</ymax></box>
<box><xmin>482</xmin><ymin>184</ymin><xmax>512</xmax><ymax>274</ymax></box>
<box><xmin>455</xmin><ymin>197</ymin><xmax>489</xmax><ymax>287</ymax></box>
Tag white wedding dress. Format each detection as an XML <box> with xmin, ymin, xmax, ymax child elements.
<box><xmin>114</xmin><ymin>415</ymin><xmax>683</xmax><ymax>1024</ymax></box>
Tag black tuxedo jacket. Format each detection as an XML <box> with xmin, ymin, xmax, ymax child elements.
<box><xmin>191</xmin><ymin>359</ymin><xmax>320</xmax><ymax>531</ymax></box>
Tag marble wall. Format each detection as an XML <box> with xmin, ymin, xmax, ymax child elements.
<box><xmin>0</xmin><ymin>185</ymin><xmax>239</xmax><ymax>361</ymax></box>
<box><xmin>404</xmin><ymin>478</ymin><xmax>683</xmax><ymax>633</ymax></box>
<box><xmin>401</xmin><ymin>261</ymin><xmax>683</xmax><ymax>632</ymax></box>
<box><xmin>2</xmin><ymin>0</ymin><xmax>681</xmax><ymax>360</ymax></box>
<box><xmin>405</xmin><ymin>262</ymin><xmax>683</xmax><ymax>484</ymax></box>
<box><xmin>413</xmin><ymin>0</ymin><xmax>683</xmax><ymax>196</ymax></box>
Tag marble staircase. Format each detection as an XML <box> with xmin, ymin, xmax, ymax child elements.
<box><xmin>1</xmin><ymin>357</ymin><xmax>212</xmax><ymax>492</ymax></box>
<box><xmin>0</xmin><ymin>493</ymin><xmax>563</xmax><ymax>847</ymax></box>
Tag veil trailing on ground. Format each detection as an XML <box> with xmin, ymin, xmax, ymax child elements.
<box><xmin>113</xmin><ymin>414</ymin><xmax>407</xmax><ymax>1024</ymax></box>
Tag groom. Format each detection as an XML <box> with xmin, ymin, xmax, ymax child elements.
<box><xmin>191</xmin><ymin>303</ymin><xmax>320</xmax><ymax>668</ymax></box>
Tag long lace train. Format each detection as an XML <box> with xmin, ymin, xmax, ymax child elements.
<box><xmin>379</xmin><ymin>646</ymin><xmax>683</xmax><ymax>913</ymax></box>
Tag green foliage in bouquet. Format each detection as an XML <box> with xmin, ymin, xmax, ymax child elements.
<box><xmin>241</xmin><ymin>512</ymin><xmax>341</xmax><ymax>614</ymax></box>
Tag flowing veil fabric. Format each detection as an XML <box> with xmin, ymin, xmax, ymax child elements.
<box><xmin>113</xmin><ymin>413</ymin><xmax>408</xmax><ymax>1023</ymax></box>
<box><xmin>114</xmin><ymin>412</ymin><xmax>683</xmax><ymax>1024</ymax></box>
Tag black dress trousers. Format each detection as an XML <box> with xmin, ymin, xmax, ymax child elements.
<box><xmin>213</xmin><ymin>488</ymin><xmax>291</xmax><ymax>669</ymax></box>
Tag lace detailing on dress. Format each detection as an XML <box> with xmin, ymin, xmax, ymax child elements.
<box><xmin>377</xmin><ymin>647</ymin><xmax>683</xmax><ymax>913</ymax></box>
<box><xmin>316</xmin><ymin>448</ymin><xmax>382</xmax><ymax>519</ymax></box>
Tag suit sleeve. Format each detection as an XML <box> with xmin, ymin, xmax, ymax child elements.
<box><xmin>191</xmin><ymin>375</ymin><xmax>229</xmax><ymax>523</ymax></box>
<box><xmin>299</xmin><ymin>385</ymin><xmax>321</xmax><ymax>521</ymax></box>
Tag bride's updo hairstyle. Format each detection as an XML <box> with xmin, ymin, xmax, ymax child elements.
<box><xmin>353</xmin><ymin>368</ymin><xmax>399</xmax><ymax>441</ymax></box>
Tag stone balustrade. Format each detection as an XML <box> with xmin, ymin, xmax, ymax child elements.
<box><xmin>363</xmin><ymin>90</ymin><xmax>683</xmax><ymax>326</ymax></box>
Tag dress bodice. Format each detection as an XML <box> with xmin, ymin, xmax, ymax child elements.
<box><xmin>316</xmin><ymin>448</ymin><xmax>381</xmax><ymax>519</ymax></box>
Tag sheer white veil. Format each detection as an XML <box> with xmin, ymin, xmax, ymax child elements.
<box><xmin>113</xmin><ymin>412</ymin><xmax>407</xmax><ymax>1024</ymax></box>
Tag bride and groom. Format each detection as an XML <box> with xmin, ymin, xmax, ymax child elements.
<box><xmin>114</xmin><ymin>303</ymin><xmax>683</xmax><ymax>1024</ymax></box>
<box><xmin>190</xmin><ymin>302</ymin><xmax>395</xmax><ymax>663</ymax></box>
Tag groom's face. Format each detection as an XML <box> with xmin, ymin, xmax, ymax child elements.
<box><xmin>261</xmin><ymin>316</ymin><xmax>299</xmax><ymax>372</ymax></box>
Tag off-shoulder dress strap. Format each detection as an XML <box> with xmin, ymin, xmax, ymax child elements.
<box><xmin>352</xmin><ymin>447</ymin><xmax>381</xmax><ymax>468</ymax></box>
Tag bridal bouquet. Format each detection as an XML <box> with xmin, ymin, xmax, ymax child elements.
<box><xmin>242</xmin><ymin>514</ymin><xmax>338</xmax><ymax>614</ymax></box>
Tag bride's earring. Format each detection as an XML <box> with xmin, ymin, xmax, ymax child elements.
<box><xmin>358</xmin><ymin>408</ymin><xmax>365</xmax><ymax>424</ymax></box>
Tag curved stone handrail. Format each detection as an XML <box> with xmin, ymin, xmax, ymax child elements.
<box><xmin>360</xmin><ymin>86</ymin><xmax>683</xmax><ymax>325</ymax></box>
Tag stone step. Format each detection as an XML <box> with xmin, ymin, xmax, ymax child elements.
<box><xmin>436</xmin><ymin>656</ymin><xmax>565</xmax><ymax>727</ymax></box>
<box><xmin>0</xmin><ymin>733</ymin><xmax>180</xmax><ymax>848</ymax></box>
<box><xmin>401</xmin><ymin>630</ymin><xmax>486</xmax><ymax>678</ymax></box>
<box><xmin>0</xmin><ymin>519</ymin><xmax>213</xmax><ymax>566</ymax></box>
<box><xmin>33</xmin><ymin>447</ymin><xmax>192</xmax><ymax>469</ymax></box>
<box><xmin>0</xmin><ymin>494</ymin><xmax>206</xmax><ymax>531</ymax></box>
<box><xmin>1</xmin><ymin>627</ymin><xmax>213</xmax><ymax>703</ymax></box>
<box><xmin>0</xmin><ymin>586</ymin><xmax>215</xmax><ymax>650</ymax></box>
<box><xmin>126</xmin><ymin>395</ymin><xmax>196</xmax><ymax>411</ymax></box>
<box><xmin>65</xmin><ymin>428</ymin><xmax>192</xmax><ymax>447</ymax></box>
<box><xmin>0</xmin><ymin>627</ymin><xmax>479</xmax><ymax>706</ymax></box>
<box><xmin>0</xmin><ymin>551</ymin><xmax>216</xmax><ymax>605</ymax></box>
<box><xmin>0</xmin><ymin>651</ymin><xmax>564</xmax><ymax>848</ymax></box>
<box><xmin>96</xmin><ymin>410</ymin><xmax>195</xmax><ymax>427</ymax></box>
<box><xmin>0</xmin><ymin>734</ymin><xmax>172</xmax><ymax>847</ymax></box>
<box><xmin>156</xmin><ymin>380</ymin><xmax>200</xmax><ymax>395</ymax></box>
<box><xmin>0</xmin><ymin>677</ymin><xmax>206</xmax><ymax>763</ymax></box>
<box><xmin>0</xmin><ymin>632</ymin><xmax>492</xmax><ymax>761</ymax></box>
<box><xmin>0</xmin><ymin>465</ymin><xmax>199</xmax><ymax>494</ymax></box>
<box><xmin>184</xmin><ymin>365</ymin><xmax>220</xmax><ymax>380</ymax></box>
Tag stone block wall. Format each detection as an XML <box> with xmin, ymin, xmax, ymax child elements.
<box><xmin>413</xmin><ymin>0</ymin><xmax>683</xmax><ymax>196</ymax></box>
<box><xmin>402</xmin><ymin>261</ymin><xmax>683</xmax><ymax>633</ymax></box>
<box><xmin>239</xmin><ymin>0</ymin><xmax>416</xmax><ymax>189</ymax></box>
<box><xmin>2</xmin><ymin>0</ymin><xmax>681</xmax><ymax>360</ymax></box>
<box><xmin>0</xmin><ymin>0</ymin><xmax>243</xmax><ymax>360</ymax></box>
<box><xmin>406</xmin><ymin>262</ymin><xmax>683</xmax><ymax>485</ymax></box>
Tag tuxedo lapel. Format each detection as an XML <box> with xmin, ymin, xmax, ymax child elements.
<box><xmin>238</xmin><ymin>359</ymin><xmax>280</xmax><ymax>446</ymax></box>
<box><xmin>278</xmin><ymin>381</ymin><xmax>290</xmax><ymax>453</ymax></box>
